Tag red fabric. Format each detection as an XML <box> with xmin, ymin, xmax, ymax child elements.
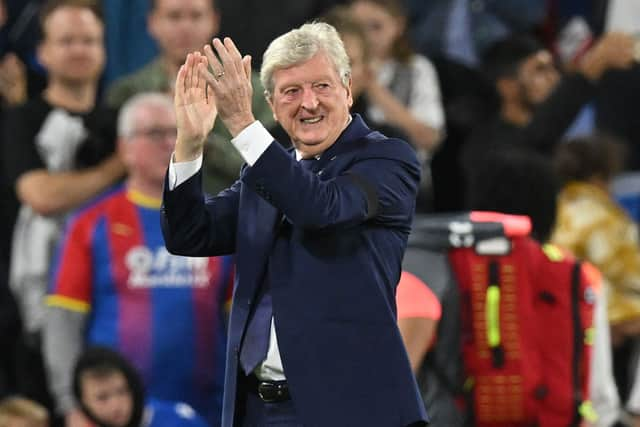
<box><xmin>533</xmin><ymin>249</ymin><xmax>594</xmax><ymax>427</ymax></box>
<box><xmin>450</xmin><ymin>212</ymin><xmax>594</xmax><ymax>427</ymax></box>
<box><xmin>451</xmin><ymin>236</ymin><xmax>543</xmax><ymax>425</ymax></box>
<box><xmin>396</xmin><ymin>271</ymin><xmax>441</xmax><ymax>320</ymax></box>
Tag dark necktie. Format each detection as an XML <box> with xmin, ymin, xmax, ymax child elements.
<box><xmin>239</xmin><ymin>281</ymin><xmax>273</xmax><ymax>375</ymax></box>
<box><xmin>239</xmin><ymin>156</ymin><xmax>317</xmax><ymax>375</ymax></box>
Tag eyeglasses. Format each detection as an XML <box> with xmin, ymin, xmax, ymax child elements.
<box><xmin>130</xmin><ymin>127</ymin><xmax>177</xmax><ymax>142</ymax></box>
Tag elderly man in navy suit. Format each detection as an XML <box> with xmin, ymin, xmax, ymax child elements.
<box><xmin>161</xmin><ymin>22</ymin><xmax>428</xmax><ymax>427</ymax></box>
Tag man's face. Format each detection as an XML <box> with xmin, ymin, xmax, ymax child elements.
<box><xmin>515</xmin><ymin>50</ymin><xmax>560</xmax><ymax>107</ymax></box>
<box><xmin>38</xmin><ymin>6</ymin><xmax>105</xmax><ymax>85</ymax></box>
<box><xmin>148</xmin><ymin>0</ymin><xmax>219</xmax><ymax>66</ymax></box>
<box><xmin>80</xmin><ymin>371</ymin><xmax>133</xmax><ymax>427</ymax></box>
<box><xmin>120</xmin><ymin>103</ymin><xmax>177</xmax><ymax>188</ymax></box>
<box><xmin>350</xmin><ymin>0</ymin><xmax>403</xmax><ymax>61</ymax></box>
<box><xmin>268</xmin><ymin>52</ymin><xmax>353</xmax><ymax>158</ymax></box>
<box><xmin>342</xmin><ymin>34</ymin><xmax>367</xmax><ymax>99</ymax></box>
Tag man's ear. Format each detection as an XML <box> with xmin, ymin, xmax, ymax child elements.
<box><xmin>266</xmin><ymin>92</ymin><xmax>278</xmax><ymax>122</ymax></box>
<box><xmin>346</xmin><ymin>76</ymin><xmax>353</xmax><ymax>108</ymax></box>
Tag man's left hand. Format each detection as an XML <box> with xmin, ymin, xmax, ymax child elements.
<box><xmin>201</xmin><ymin>37</ymin><xmax>256</xmax><ymax>137</ymax></box>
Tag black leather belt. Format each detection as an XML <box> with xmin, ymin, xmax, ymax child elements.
<box><xmin>245</xmin><ymin>374</ymin><xmax>291</xmax><ymax>403</ymax></box>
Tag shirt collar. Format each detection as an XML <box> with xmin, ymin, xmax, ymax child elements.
<box><xmin>294</xmin><ymin>115</ymin><xmax>353</xmax><ymax>161</ymax></box>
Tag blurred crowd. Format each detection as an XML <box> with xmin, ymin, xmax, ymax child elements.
<box><xmin>1</xmin><ymin>0</ymin><xmax>640</xmax><ymax>426</ymax></box>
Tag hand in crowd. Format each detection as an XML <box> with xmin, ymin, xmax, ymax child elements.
<box><xmin>174</xmin><ymin>52</ymin><xmax>218</xmax><ymax>162</ymax></box>
<box><xmin>201</xmin><ymin>37</ymin><xmax>255</xmax><ymax>138</ymax></box>
<box><xmin>65</xmin><ymin>407</ymin><xmax>91</xmax><ymax>427</ymax></box>
<box><xmin>579</xmin><ymin>32</ymin><xmax>635</xmax><ymax>81</ymax></box>
<box><xmin>0</xmin><ymin>53</ymin><xmax>27</xmax><ymax>106</ymax></box>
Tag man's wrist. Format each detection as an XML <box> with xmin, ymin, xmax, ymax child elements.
<box><xmin>226</xmin><ymin>114</ymin><xmax>257</xmax><ymax>138</ymax></box>
<box><xmin>174</xmin><ymin>138</ymin><xmax>204</xmax><ymax>162</ymax></box>
<box><xmin>230</xmin><ymin>121</ymin><xmax>272</xmax><ymax>166</ymax></box>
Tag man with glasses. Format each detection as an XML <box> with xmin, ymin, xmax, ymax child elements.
<box><xmin>43</xmin><ymin>92</ymin><xmax>234</xmax><ymax>427</ymax></box>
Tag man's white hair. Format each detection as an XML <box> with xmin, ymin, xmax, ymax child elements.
<box><xmin>117</xmin><ymin>92</ymin><xmax>174</xmax><ymax>138</ymax></box>
<box><xmin>260</xmin><ymin>21</ymin><xmax>351</xmax><ymax>99</ymax></box>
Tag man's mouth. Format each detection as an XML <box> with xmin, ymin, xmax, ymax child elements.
<box><xmin>300</xmin><ymin>116</ymin><xmax>323</xmax><ymax>124</ymax></box>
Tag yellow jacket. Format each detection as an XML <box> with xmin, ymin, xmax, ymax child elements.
<box><xmin>551</xmin><ymin>181</ymin><xmax>640</xmax><ymax>324</ymax></box>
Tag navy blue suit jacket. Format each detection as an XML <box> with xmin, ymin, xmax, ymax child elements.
<box><xmin>161</xmin><ymin>115</ymin><xmax>428</xmax><ymax>427</ymax></box>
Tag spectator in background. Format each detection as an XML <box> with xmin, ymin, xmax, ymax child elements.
<box><xmin>551</xmin><ymin>135</ymin><xmax>640</xmax><ymax>340</ymax></box>
<box><xmin>395</xmin><ymin>271</ymin><xmax>441</xmax><ymax>373</ymax></box>
<box><xmin>404</xmin><ymin>0</ymin><xmax>546</xmax><ymax>68</ymax></box>
<box><xmin>105</xmin><ymin>0</ymin><xmax>219</xmax><ymax>107</ymax></box>
<box><xmin>349</xmin><ymin>0</ymin><xmax>444</xmax><ymax>152</ymax></box>
<box><xmin>0</xmin><ymin>0</ymin><xmax>36</xmax><ymax>403</ymax></box>
<box><xmin>0</xmin><ymin>0</ymin><xmax>47</xmax><ymax>99</ymax></box>
<box><xmin>0</xmin><ymin>396</ymin><xmax>48</xmax><ymax>427</ymax></box>
<box><xmin>402</xmin><ymin>0</ymin><xmax>544</xmax><ymax>213</ymax></box>
<box><xmin>461</xmin><ymin>32</ymin><xmax>635</xmax><ymax>207</ymax></box>
<box><xmin>72</xmin><ymin>347</ymin><xmax>208</xmax><ymax>427</ymax></box>
<box><xmin>44</xmin><ymin>93</ymin><xmax>233</xmax><ymax>427</ymax></box>
<box><xmin>349</xmin><ymin>0</ymin><xmax>445</xmax><ymax>211</ymax></box>
<box><xmin>2</xmin><ymin>0</ymin><xmax>125</xmax><ymax>415</ymax></box>
<box><xmin>550</xmin><ymin>135</ymin><xmax>640</xmax><ymax>421</ymax></box>
<box><xmin>405</xmin><ymin>0</ymin><xmax>544</xmax><ymax>213</ymax></box>
<box><xmin>105</xmin><ymin>0</ymin><xmax>274</xmax><ymax>195</ymax></box>
<box><xmin>319</xmin><ymin>5</ymin><xmax>405</xmax><ymax>141</ymax></box>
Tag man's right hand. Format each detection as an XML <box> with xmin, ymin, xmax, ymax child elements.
<box><xmin>201</xmin><ymin>37</ymin><xmax>256</xmax><ymax>138</ymax></box>
<box><xmin>174</xmin><ymin>52</ymin><xmax>218</xmax><ymax>162</ymax></box>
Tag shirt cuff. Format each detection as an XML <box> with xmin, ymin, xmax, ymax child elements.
<box><xmin>231</xmin><ymin>121</ymin><xmax>274</xmax><ymax>166</ymax></box>
<box><xmin>168</xmin><ymin>153</ymin><xmax>203</xmax><ymax>190</ymax></box>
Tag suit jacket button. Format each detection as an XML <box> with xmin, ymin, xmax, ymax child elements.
<box><xmin>317</xmin><ymin>170</ymin><xmax>324</xmax><ymax>176</ymax></box>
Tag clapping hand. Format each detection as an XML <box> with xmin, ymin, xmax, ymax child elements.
<box><xmin>174</xmin><ymin>52</ymin><xmax>217</xmax><ymax>162</ymax></box>
<box><xmin>200</xmin><ymin>37</ymin><xmax>256</xmax><ymax>138</ymax></box>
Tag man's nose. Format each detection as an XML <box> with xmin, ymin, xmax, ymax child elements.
<box><xmin>300</xmin><ymin>87</ymin><xmax>319</xmax><ymax>110</ymax></box>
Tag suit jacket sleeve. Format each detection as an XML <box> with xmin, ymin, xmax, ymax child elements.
<box><xmin>242</xmin><ymin>138</ymin><xmax>420</xmax><ymax>230</ymax></box>
<box><xmin>162</xmin><ymin>169</ymin><xmax>241</xmax><ymax>257</ymax></box>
